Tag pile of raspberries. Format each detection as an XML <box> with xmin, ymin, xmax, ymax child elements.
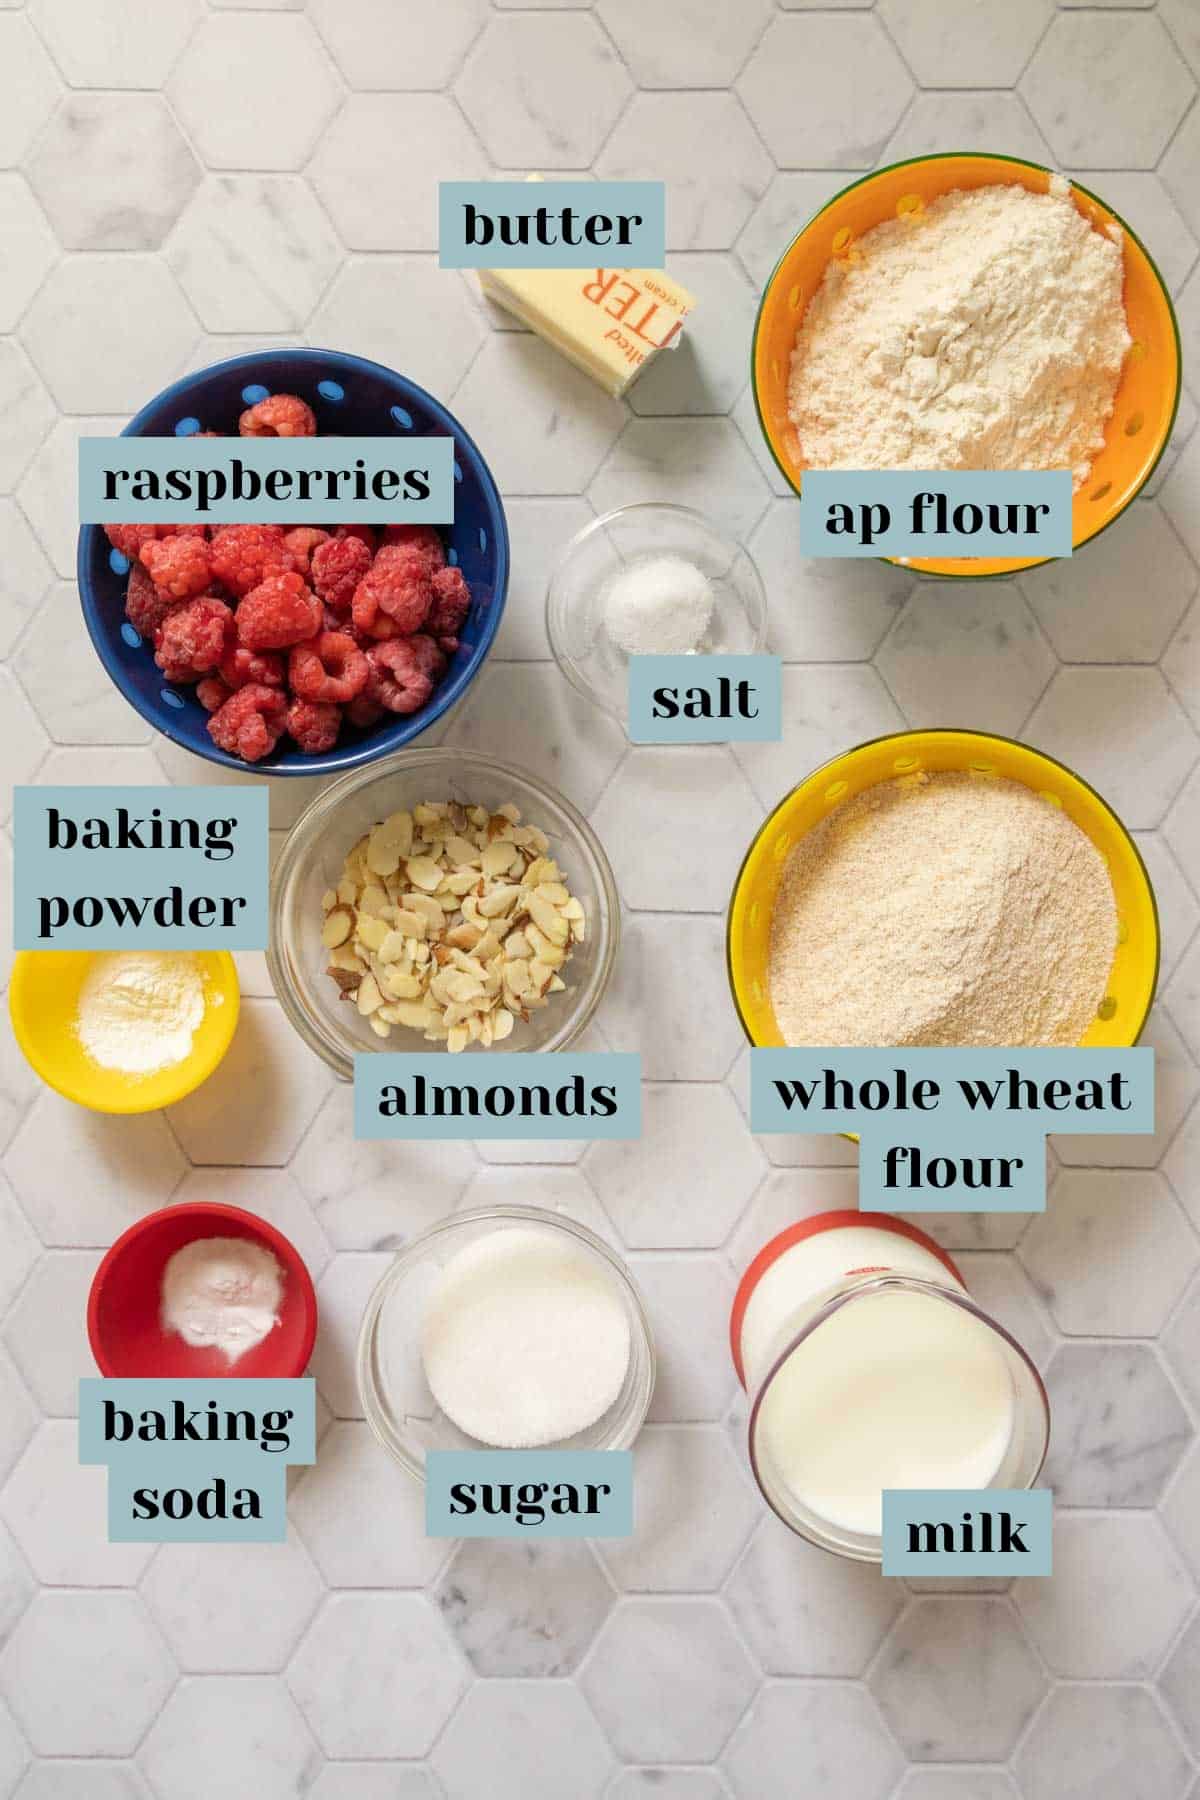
<box><xmin>105</xmin><ymin>392</ymin><xmax>472</xmax><ymax>763</ymax></box>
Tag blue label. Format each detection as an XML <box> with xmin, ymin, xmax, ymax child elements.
<box><xmin>13</xmin><ymin>785</ymin><xmax>269</xmax><ymax>949</ymax></box>
<box><xmin>628</xmin><ymin>655</ymin><xmax>782</xmax><ymax>744</ymax></box>
<box><xmin>79</xmin><ymin>435</ymin><xmax>455</xmax><ymax>524</ymax></box>
<box><xmin>353</xmin><ymin>1051</ymin><xmax>641</xmax><ymax>1141</ymax></box>
<box><xmin>751</xmin><ymin>1047</ymin><xmax>1154</xmax><ymax>1212</ymax></box>
<box><xmin>440</xmin><ymin>181</ymin><xmax>665</xmax><ymax>269</ymax></box>
<box><xmin>79</xmin><ymin>1379</ymin><xmax>315</xmax><ymax>1543</ymax></box>
<box><xmin>799</xmin><ymin>471</ymin><xmax>1073</xmax><ymax>558</ymax></box>
<box><xmin>882</xmin><ymin>1489</ymin><xmax>1052</xmax><ymax>1576</ymax></box>
<box><xmin>426</xmin><ymin>1451</ymin><xmax>633</xmax><ymax>1537</ymax></box>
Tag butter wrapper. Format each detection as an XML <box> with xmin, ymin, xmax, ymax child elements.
<box><xmin>477</xmin><ymin>266</ymin><xmax>697</xmax><ymax>398</ymax></box>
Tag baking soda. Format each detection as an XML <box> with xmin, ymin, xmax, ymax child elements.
<box><xmin>161</xmin><ymin>1237</ymin><xmax>284</xmax><ymax>1364</ymax></box>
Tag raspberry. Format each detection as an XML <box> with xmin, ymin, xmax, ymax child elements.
<box><xmin>105</xmin><ymin>523</ymin><xmax>171</xmax><ymax>562</ymax></box>
<box><xmin>352</xmin><ymin>545</ymin><xmax>432</xmax><ymax>637</ymax></box>
<box><xmin>197</xmin><ymin>675</ymin><xmax>232</xmax><ymax>712</ymax></box>
<box><xmin>283</xmin><ymin>526</ymin><xmax>330</xmax><ymax>575</ymax></box>
<box><xmin>124</xmin><ymin>563</ymin><xmax>175</xmax><ymax>638</ymax></box>
<box><xmin>153</xmin><ymin>596</ymin><xmax>234</xmax><ymax>682</ymax></box>
<box><xmin>236</xmin><ymin>571</ymin><xmax>322</xmax><ymax>651</ymax></box>
<box><xmin>289</xmin><ymin>631</ymin><xmax>369</xmax><ymax>704</ymax></box>
<box><xmin>218</xmin><ymin>645</ymin><xmax>285</xmax><ymax>690</ymax></box>
<box><xmin>365</xmin><ymin>639</ymin><xmax>435</xmax><ymax>714</ymax></box>
<box><xmin>141</xmin><ymin>534</ymin><xmax>213</xmax><ymax>602</ymax></box>
<box><xmin>239</xmin><ymin>393</ymin><xmax>316</xmax><ymax>438</ymax></box>
<box><xmin>335</xmin><ymin>524</ymin><xmax>377</xmax><ymax>553</ymax></box>
<box><xmin>311</xmin><ymin>534</ymin><xmax>372</xmax><ymax>615</ymax></box>
<box><xmin>207</xmin><ymin>683</ymin><xmax>288</xmax><ymax>763</ymax></box>
<box><xmin>407</xmin><ymin>632</ymin><xmax>447</xmax><ymax>681</ymax></box>
<box><xmin>210</xmin><ymin>523</ymin><xmax>296</xmax><ymax>598</ymax></box>
<box><xmin>346</xmin><ymin>694</ymin><xmax>386</xmax><ymax>729</ymax></box>
<box><xmin>286</xmin><ymin>697</ymin><xmax>342</xmax><ymax>754</ymax></box>
<box><xmin>380</xmin><ymin>524</ymin><xmax>445</xmax><ymax>577</ymax></box>
<box><xmin>427</xmin><ymin>564</ymin><xmax>471</xmax><ymax>639</ymax></box>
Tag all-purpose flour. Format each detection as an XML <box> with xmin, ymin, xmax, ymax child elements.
<box><xmin>788</xmin><ymin>181</ymin><xmax>1130</xmax><ymax>486</ymax></box>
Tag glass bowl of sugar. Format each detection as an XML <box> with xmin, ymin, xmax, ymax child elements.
<box><xmin>546</xmin><ymin>502</ymin><xmax>768</xmax><ymax>721</ymax></box>
<box><xmin>357</xmin><ymin>1205</ymin><xmax>655</xmax><ymax>1479</ymax></box>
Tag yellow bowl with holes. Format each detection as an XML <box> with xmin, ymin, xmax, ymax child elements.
<box><xmin>728</xmin><ymin>730</ymin><xmax>1158</xmax><ymax>1049</ymax></box>
<box><xmin>752</xmin><ymin>152</ymin><xmax>1182</xmax><ymax>578</ymax></box>
<box><xmin>9</xmin><ymin>950</ymin><xmax>240</xmax><ymax>1114</ymax></box>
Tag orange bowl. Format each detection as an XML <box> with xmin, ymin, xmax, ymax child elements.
<box><xmin>752</xmin><ymin>152</ymin><xmax>1182</xmax><ymax>579</ymax></box>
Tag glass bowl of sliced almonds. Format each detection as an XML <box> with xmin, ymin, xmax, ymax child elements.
<box><xmin>267</xmin><ymin>747</ymin><xmax>620</xmax><ymax>1078</ymax></box>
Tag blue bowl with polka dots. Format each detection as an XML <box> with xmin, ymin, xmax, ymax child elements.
<box><xmin>77</xmin><ymin>348</ymin><xmax>509</xmax><ymax>775</ymax></box>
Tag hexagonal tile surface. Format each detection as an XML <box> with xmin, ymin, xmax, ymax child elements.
<box><xmin>590</xmin><ymin>746</ymin><xmax>760</xmax><ymax>914</ymax></box>
<box><xmin>885</xmin><ymin>91</ymin><xmax>1054</xmax><ymax>164</ymax></box>
<box><xmin>628</xmin><ymin>253</ymin><xmax>756</xmax><ymax>418</ymax></box>
<box><xmin>1023</xmin><ymin>13</ymin><xmax>1195</xmax><ymax>167</ymax></box>
<box><xmin>444</xmin><ymin>660</ymin><xmax>626</xmax><ymax>811</ymax></box>
<box><xmin>453</xmin><ymin>335</ymin><xmax>626</xmax><ymax>497</ymax></box>
<box><xmin>0</xmin><ymin>506</ymin><xmax>52</xmax><ymax>662</ymax></box>
<box><xmin>12</xmin><ymin>1764</ymin><xmax>151</xmax><ymax>1800</ymax></box>
<box><xmin>310</xmin><ymin>96</ymin><xmax>485</xmax><ymax>253</ymax></box>
<box><xmin>434</xmin><ymin>1538</ymin><xmax>613</xmax><ymax>1677</ymax></box>
<box><xmin>749</xmin><ymin>500</ymin><xmax>911</xmax><ymax>661</ymax></box>
<box><xmin>5</xmin><ymin>1092</ymin><xmax>185</xmax><ymax>1247</ymax></box>
<box><xmin>580</xmin><ymin>1599</ymin><xmax>757</xmax><ymax>1763</ymax></box>
<box><xmin>0</xmin><ymin>342</ymin><xmax>53</xmax><ymax>496</ymax></box>
<box><xmin>598</xmin><ymin>0</ymin><xmax>771</xmax><ymax>89</ymax></box>
<box><xmin>625</xmin><ymin>1254</ymin><xmax>738</xmax><ymax>1422</ymax></box>
<box><xmin>586</xmin><ymin>1082</ymin><xmax>765</xmax><ymax>1248</ymax></box>
<box><xmin>880</xmin><ymin>0</ymin><xmax>1052</xmax><ymax>87</ymax></box>
<box><xmin>141</xmin><ymin>1536</ymin><xmax>323</xmax><ymax>1673</ymax></box>
<box><xmin>20</xmin><ymin>257</ymin><xmax>197</xmax><ymax>414</ymax></box>
<box><xmin>1019</xmin><ymin>1169</ymin><xmax>1197</xmax><ymax>1336</ymax></box>
<box><xmin>1015</xmin><ymin>1684</ymin><xmax>1191</xmax><ymax>1800</ymax></box>
<box><xmin>726</xmin><ymin>1516</ymin><xmax>904</xmax><ymax>1677</ymax></box>
<box><xmin>597</xmin><ymin>1427</ymin><xmax>758</xmax><ymax>1592</ymax></box>
<box><xmin>0</xmin><ymin>17</ymin><xmax>61</xmax><ymax>167</ymax></box>
<box><xmin>456</xmin><ymin>14</ymin><xmax>630</xmax><ymax>170</ymax></box>
<box><xmin>16</xmin><ymin>583</ymin><xmax>151</xmax><ymax>746</ymax></box>
<box><xmin>290</xmin><ymin>1421</ymin><xmax>447</xmax><ymax>1590</ymax></box>
<box><xmin>433</xmin><ymin>1680</ymin><xmax>614</xmax><ymax>1800</ymax></box>
<box><xmin>601</xmin><ymin>915</ymin><xmax>742</xmax><ymax>1083</ymax></box>
<box><xmin>590</xmin><ymin>417</ymin><xmax>769</xmax><ymax>541</ymax></box>
<box><xmin>0</xmin><ymin>181</ymin><xmax>56</xmax><ymax>335</ymax></box>
<box><xmin>139</xmin><ymin>1677</ymin><xmax>319</xmax><ymax>1800</ymax></box>
<box><xmin>731</xmin><ymin>663</ymin><xmax>903</xmax><ymax>810</ymax></box>
<box><xmin>1024</xmin><ymin>667</ymin><xmax>1198</xmax><ymax>830</ymax></box>
<box><xmin>310</xmin><ymin>0</ymin><xmax>486</xmax><ymax>89</ymax></box>
<box><xmin>166</xmin><ymin>177</ymin><xmax>339</xmax><ymax>334</ymax></box>
<box><xmin>739</xmin><ymin>15</ymin><xmax>912</xmax><ymax>167</ymax></box>
<box><xmin>897</xmin><ymin>1778</ymin><xmax>1018</xmax><ymax>1800</ymax></box>
<box><xmin>29</xmin><ymin>0</ymin><xmax>199</xmax><ymax>88</ymax></box>
<box><xmin>27</xmin><ymin>96</ymin><xmax>199</xmax><ymax>251</ymax></box>
<box><xmin>723</xmin><ymin>1682</ymin><xmax>902</xmax><ymax>1800</ymax></box>
<box><xmin>308</xmin><ymin>1253</ymin><xmax>392</xmax><ymax>1419</ymax></box>
<box><xmin>170</xmin><ymin>1167</ymin><xmax>330</xmax><ymax>1284</ymax></box>
<box><xmin>1043</xmin><ymin>1341</ymin><xmax>1191</xmax><ymax>1506</ymax></box>
<box><xmin>167</xmin><ymin>999</ymin><xmax>329</xmax><ymax>1166</ymax></box>
<box><xmin>310</xmin><ymin>259</ymin><xmax>486</xmax><ymax>401</ymax></box>
<box><xmin>1025</xmin><ymin>503</ymin><xmax>1196</xmax><ymax>663</ymax></box>
<box><xmin>287</xmin><ymin>1594</ymin><xmax>467</xmax><ymax>1759</ymax></box>
<box><xmin>596</xmin><ymin>94</ymin><xmax>772</xmax><ymax>249</ymax></box>
<box><xmin>877</xmin><ymin>583</ymin><xmax>1055</xmax><ymax>736</ymax></box>
<box><xmin>169</xmin><ymin>15</ymin><xmax>339</xmax><ymax>172</ymax></box>
<box><xmin>869</xmin><ymin>1598</ymin><xmax>1046</xmax><ymax>1761</ymax></box>
<box><xmin>1</xmin><ymin>1423</ymin><xmax>153</xmax><ymax>1587</ymax></box>
<box><xmin>0</xmin><ymin>1592</ymin><xmax>174</xmax><ymax>1757</ymax></box>
<box><xmin>16</xmin><ymin>414</ymin><xmax>124</xmax><ymax>579</ymax></box>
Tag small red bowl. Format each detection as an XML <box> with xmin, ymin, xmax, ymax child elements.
<box><xmin>88</xmin><ymin>1202</ymin><xmax>318</xmax><ymax>1379</ymax></box>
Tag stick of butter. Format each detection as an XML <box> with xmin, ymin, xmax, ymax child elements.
<box><xmin>477</xmin><ymin>264</ymin><xmax>697</xmax><ymax>397</ymax></box>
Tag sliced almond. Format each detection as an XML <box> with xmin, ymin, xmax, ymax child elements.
<box><xmin>447</xmin><ymin>1024</ymin><xmax>470</xmax><ymax>1054</ymax></box>
<box><xmin>356</xmin><ymin>914</ymin><xmax>389</xmax><ymax>952</ymax></box>
<box><xmin>404</xmin><ymin>892</ymin><xmax>445</xmax><ymax>928</ymax></box>
<box><xmin>478</xmin><ymin>883</ymin><xmax>520</xmax><ymax>919</ymax></box>
<box><xmin>405</xmin><ymin>855</ymin><xmax>443</xmax><ymax>893</ymax></box>
<box><xmin>356</xmin><ymin>972</ymin><xmax>383</xmax><ymax>1015</ymax></box>
<box><xmin>492</xmin><ymin>1007</ymin><xmax>515</xmax><ymax>1042</ymax></box>
<box><xmin>321</xmin><ymin>906</ymin><xmax>353</xmax><ymax>949</ymax></box>
<box><xmin>481</xmin><ymin>840</ymin><xmax>519</xmax><ymax>878</ymax></box>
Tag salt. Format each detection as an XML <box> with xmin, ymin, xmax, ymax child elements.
<box><xmin>420</xmin><ymin>1226</ymin><xmax>631</xmax><ymax>1448</ymax></box>
<box><xmin>601</xmin><ymin>553</ymin><xmax>714</xmax><ymax>656</ymax></box>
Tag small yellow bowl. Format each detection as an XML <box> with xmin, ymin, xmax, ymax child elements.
<box><xmin>752</xmin><ymin>152</ymin><xmax>1182</xmax><ymax>579</ymax></box>
<box><xmin>727</xmin><ymin>729</ymin><xmax>1159</xmax><ymax>1049</ymax></box>
<box><xmin>9</xmin><ymin>950</ymin><xmax>240</xmax><ymax>1114</ymax></box>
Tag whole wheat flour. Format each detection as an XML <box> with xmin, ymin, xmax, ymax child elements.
<box><xmin>788</xmin><ymin>181</ymin><xmax>1130</xmax><ymax>487</ymax></box>
<box><xmin>769</xmin><ymin>772</ymin><xmax>1117</xmax><ymax>1048</ymax></box>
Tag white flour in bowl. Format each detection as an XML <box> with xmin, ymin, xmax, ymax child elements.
<box><xmin>768</xmin><ymin>771</ymin><xmax>1118</xmax><ymax>1048</ymax></box>
<box><xmin>788</xmin><ymin>181</ymin><xmax>1130</xmax><ymax>488</ymax></box>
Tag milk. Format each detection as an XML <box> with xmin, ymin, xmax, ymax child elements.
<box><xmin>733</xmin><ymin>1214</ymin><xmax>1027</xmax><ymax>1546</ymax></box>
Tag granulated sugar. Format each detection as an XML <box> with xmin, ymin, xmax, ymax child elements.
<box><xmin>769</xmin><ymin>772</ymin><xmax>1117</xmax><ymax>1048</ymax></box>
<box><xmin>788</xmin><ymin>181</ymin><xmax>1130</xmax><ymax>488</ymax></box>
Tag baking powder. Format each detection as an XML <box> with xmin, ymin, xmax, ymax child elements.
<box><xmin>75</xmin><ymin>952</ymin><xmax>206</xmax><ymax>1076</ymax></box>
<box><xmin>788</xmin><ymin>181</ymin><xmax>1130</xmax><ymax>487</ymax></box>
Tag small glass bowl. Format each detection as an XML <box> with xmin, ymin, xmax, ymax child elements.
<box><xmin>357</xmin><ymin>1205</ymin><xmax>656</xmax><ymax>1479</ymax></box>
<box><xmin>268</xmin><ymin>747</ymin><xmax>621</xmax><ymax>1080</ymax></box>
<box><xmin>546</xmin><ymin>502</ymin><xmax>768</xmax><ymax>720</ymax></box>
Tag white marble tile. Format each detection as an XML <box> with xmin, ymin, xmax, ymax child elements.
<box><xmin>868</xmin><ymin>1597</ymin><xmax>1046</xmax><ymax>1761</ymax></box>
<box><xmin>434</xmin><ymin>1538</ymin><xmax>614</xmax><ymax>1677</ymax></box>
<box><xmin>628</xmin><ymin>254</ymin><xmax>755</xmax><ymax>419</ymax></box>
<box><xmin>1163</xmin><ymin>1441</ymin><xmax>1200</xmax><ymax>1582</ymax></box>
<box><xmin>311</xmin><ymin>0</ymin><xmax>485</xmax><ymax>90</ymax></box>
<box><xmin>1131</xmin><ymin>833</ymin><xmax>1199</xmax><ymax>982</ymax></box>
<box><xmin>723</xmin><ymin>1682</ymin><xmax>902</xmax><ymax>1800</ymax></box>
<box><xmin>739</xmin><ymin>15</ymin><xmax>912</xmax><ymax>168</ymax></box>
<box><xmin>28</xmin><ymin>96</ymin><xmax>198</xmax><ymax>252</ymax></box>
<box><xmin>167</xmin><ymin>999</ymin><xmax>330</xmax><ymax>1167</ymax></box>
<box><xmin>142</xmin><ymin>1534</ymin><xmax>322</xmax><ymax>1673</ymax></box>
<box><xmin>454</xmin><ymin>335</ymin><xmax>625</xmax><ymax>497</ymax></box>
<box><xmin>0</xmin><ymin>345</ymin><xmax>52</xmax><ymax>498</ymax></box>
<box><xmin>877</xmin><ymin>583</ymin><xmax>1055</xmax><ymax>735</ymax></box>
<box><xmin>167</xmin><ymin>177</ymin><xmax>339</xmax><ymax>335</ymax></box>
<box><xmin>580</xmin><ymin>1599</ymin><xmax>757</xmax><ymax>1764</ymax></box>
<box><xmin>1147</xmin><ymin>384</ymin><xmax>1197</xmax><ymax>503</ymax></box>
<box><xmin>150</xmin><ymin>740</ymin><xmax>335</xmax><ymax>831</ymax></box>
<box><xmin>310</xmin><ymin>257</ymin><xmax>485</xmax><ymax>400</ymax></box>
<box><xmin>0</xmin><ymin>1700</ymin><xmax>25</xmax><ymax>1800</ymax></box>
<box><xmin>29</xmin><ymin>0</ymin><xmax>199</xmax><ymax>88</ymax></box>
<box><xmin>590</xmin><ymin>417</ymin><xmax>769</xmax><ymax>543</ymax></box>
<box><xmin>139</xmin><ymin>1677</ymin><xmax>320</xmax><ymax>1800</ymax></box>
<box><xmin>1025</xmin><ymin>504</ymin><xmax>1196</xmax><ymax>663</ymax></box>
<box><xmin>16</xmin><ymin>584</ymin><xmax>151</xmax><ymax>746</ymax></box>
<box><xmin>1025</xmin><ymin>667</ymin><xmax>1198</xmax><ymax>831</ymax></box>
<box><xmin>600</xmin><ymin>915</ymin><xmax>741</xmax><ymax>1083</ymax></box>
<box><xmin>1162</xmin><ymin>1611</ymin><xmax>1200</xmax><ymax>1757</ymax></box>
<box><xmin>1162</xmin><ymin>104</ymin><xmax>1200</xmax><ymax>248</ymax></box>
<box><xmin>12</xmin><ymin>1764</ymin><xmax>151</xmax><ymax>1800</ymax></box>
<box><xmin>0</xmin><ymin>504</ymin><xmax>51</xmax><ymax>662</ymax></box>
<box><xmin>896</xmin><ymin>1777</ymin><xmax>1017</xmax><ymax>1800</ymax></box>
<box><xmin>0</xmin><ymin>181</ymin><xmax>55</xmax><ymax>337</ymax></box>
<box><xmin>1014</xmin><ymin>1511</ymin><xmax>1194</xmax><ymax>1679</ymax></box>
<box><xmin>15</xmin><ymin>415</ymin><xmax>124</xmax><ymax>580</ymax></box>
<box><xmin>609</xmin><ymin>1775</ymin><xmax>727</xmax><ymax>1800</ymax></box>
<box><xmin>736</xmin><ymin>172</ymin><xmax>860</xmax><ymax>291</ymax></box>
<box><xmin>0</xmin><ymin>1177</ymin><xmax>37</xmax><ymax>1324</ymax></box>
<box><xmin>732</xmin><ymin>384</ymin><xmax>794</xmax><ymax>502</ymax></box>
<box><xmin>0</xmin><ymin>673</ymin><xmax>46</xmax><ymax>824</ymax></box>
<box><xmin>625</xmin><ymin>1254</ymin><xmax>737</xmax><ymax>1422</ymax></box>
<box><xmin>897</xmin><ymin>1208</ymin><xmax>1035</xmax><ymax>1252</ymax></box>
<box><xmin>596</xmin><ymin>94</ymin><xmax>772</xmax><ymax>250</ymax></box>
<box><xmin>1043</xmin><ymin>1341</ymin><xmax>1192</xmax><ymax>1507</ymax></box>
<box><xmin>4</xmin><ymin>1092</ymin><xmax>185</xmax><ymax>1248</ymax></box>
<box><xmin>442</xmin><ymin>660</ymin><xmax>626</xmax><ymax>813</ymax></box>
<box><xmin>731</xmin><ymin>663</ymin><xmax>904</xmax><ymax>811</ymax></box>
<box><xmin>727</xmin><ymin>1167</ymin><xmax>859</xmax><ymax>1272</ymax></box>
<box><xmin>0</xmin><ymin>18</ymin><xmax>61</xmax><ymax>169</ymax></box>
<box><xmin>1015</xmin><ymin>1684</ymin><xmax>1191</xmax><ymax>1800</ymax></box>
<box><xmin>287</xmin><ymin>1594</ymin><xmax>467</xmax><ymax>1759</ymax></box>
<box><xmin>304</xmin><ymin>1770</ymin><xmax>436</xmax><ymax>1800</ymax></box>
<box><xmin>434</xmin><ymin>1681</ymin><xmax>614</xmax><ymax>1800</ymax></box>
<box><xmin>493</xmin><ymin>495</ymin><xmax>593</xmax><ymax>661</ymax></box>
<box><xmin>168</xmin><ymin>15</ymin><xmax>338</xmax><ymax>174</ymax></box>
<box><xmin>1019</xmin><ymin>1169</ymin><xmax>1196</xmax><ymax>1337</ymax></box>
<box><xmin>456</xmin><ymin>14</ymin><xmax>630</xmax><ymax>171</ymax></box>
<box><xmin>0</xmin><ymin>1592</ymin><xmax>173</xmax><ymax>1757</ymax></box>
<box><xmin>310</xmin><ymin>96</ymin><xmax>485</xmax><ymax>253</ymax></box>
<box><xmin>0</xmin><ymin>1521</ymin><xmax>32</xmax><ymax>1650</ymax></box>
<box><xmin>456</xmin><ymin>1164</ymin><xmax>616</xmax><ymax>1245</ymax></box>
<box><xmin>1021</xmin><ymin>13</ymin><xmax>1195</xmax><ymax>169</ymax></box>
<box><xmin>0</xmin><ymin>1424</ymin><xmax>152</xmax><ymax>1588</ymax></box>
<box><xmin>885</xmin><ymin>91</ymin><xmax>1055</xmax><ymax>164</ymax></box>
<box><xmin>586</xmin><ymin>1082</ymin><xmax>765</xmax><ymax>1249</ymax></box>
<box><xmin>598</xmin><ymin>0</ymin><xmax>770</xmax><ymax>89</ymax></box>
<box><xmin>880</xmin><ymin>0</ymin><xmax>1052</xmax><ymax>87</ymax></box>
<box><xmin>726</xmin><ymin>1515</ymin><xmax>903</xmax><ymax>1676</ymax></box>
<box><xmin>598</xmin><ymin>1427</ymin><xmax>757</xmax><ymax>1592</ymax></box>
<box><xmin>309</xmin><ymin>1253</ymin><xmax>392</xmax><ymax>1420</ymax></box>
<box><xmin>951</xmin><ymin>1251</ymin><xmax>1055</xmax><ymax>1371</ymax></box>
<box><xmin>749</xmin><ymin>505</ymin><xmax>911</xmax><ymax>662</ymax></box>
<box><xmin>20</xmin><ymin>258</ymin><xmax>197</xmax><ymax>415</ymax></box>
<box><xmin>1162</xmin><ymin>431</ymin><xmax>1200</xmax><ymax>573</ymax></box>
<box><xmin>591</xmin><ymin>747</ymin><xmax>758</xmax><ymax>914</ymax></box>
<box><xmin>1054</xmin><ymin>1008</ymin><xmax>1198</xmax><ymax>1169</ymax></box>
<box><xmin>292</xmin><ymin>1089</ymin><xmax>475</xmax><ymax>1252</ymax></box>
<box><xmin>290</xmin><ymin>1420</ymin><xmax>447</xmax><ymax>1590</ymax></box>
